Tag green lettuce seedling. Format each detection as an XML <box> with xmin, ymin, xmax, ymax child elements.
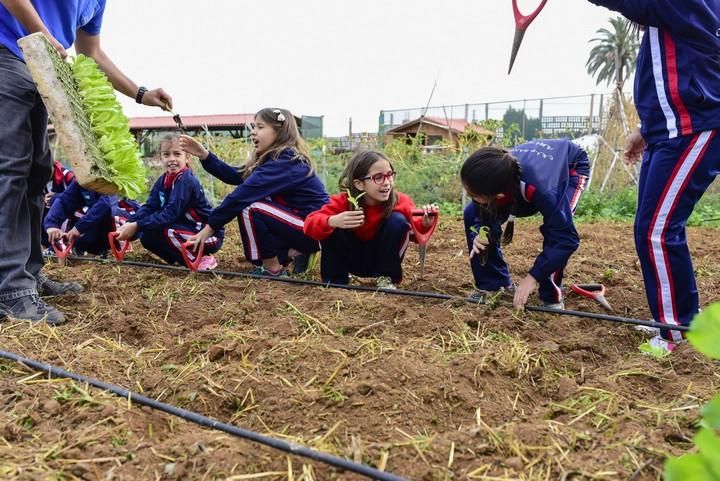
<box><xmin>346</xmin><ymin>189</ymin><xmax>366</xmax><ymax>211</ymax></box>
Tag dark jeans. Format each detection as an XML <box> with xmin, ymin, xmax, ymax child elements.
<box><xmin>0</xmin><ymin>46</ymin><xmax>52</xmax><ymax>302</ymax></box>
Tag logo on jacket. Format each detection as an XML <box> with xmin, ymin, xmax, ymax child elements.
<box><xmin>81</xmin><ymin>191</ymin><xmax>91</xmax><ymax>203</ymax></box>
<box><xmin>159</xmin><ymin>192</ymin><xmax>166</xmax><ymax>207</ymax></box>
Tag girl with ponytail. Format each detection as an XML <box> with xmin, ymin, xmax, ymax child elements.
<box><xmin>461</xmin><ymin>139</ymin><xmax>590</xmax><ymax>309</ymax></box>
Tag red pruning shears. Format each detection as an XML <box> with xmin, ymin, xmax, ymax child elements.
<box><xmin>181</xmin><ymin>241</ymin><xmax>205</xmax><ymax>272</ymax></box>
<box><xmin>507</xmin><ymin>0</ymin><xmax>548</xmax><ymax>74</ymax></box>
<box><xmin>108</xmin><ymin>232</ymin><xmax>131</xmax><ymax>262</ymax></box>
<box><xmin>411</xmin><ymin>209</ymin><xmax>439</xmax><ymax>278</ymax></box>
<box><xmin>52</xmin><ymin>234</ymin><xmax>75</xmax><ymax>266</ymax></box>
<box><xmin>570</xmin><ymin>283</ymin><xmax>613</xmax><ymax>312</ymax></box>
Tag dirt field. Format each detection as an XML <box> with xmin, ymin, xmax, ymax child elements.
<box><xmin>1</xmin><ymin>218</ymin><xmax>719</xmax><ymax>481</ymax></box>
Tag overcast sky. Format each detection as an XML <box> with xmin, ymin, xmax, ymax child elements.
<box><xmin>93</xmin><ymin>0</ymin><xmax>621</xmax><ymax>136</ymax></box>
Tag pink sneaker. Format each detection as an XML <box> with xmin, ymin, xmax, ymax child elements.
<box><xmin>197</xmin><ymin>255</ymin><xmax>218</xmax><ymax>271</ymax></box>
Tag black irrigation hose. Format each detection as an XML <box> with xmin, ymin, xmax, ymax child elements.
<box><xmin>59</xmin><ymin>255</ymin><xmax>690</xmax><ymax>332</ymax></box>
<box><xmin>0</xmin><ymin>349</ymin><xmax>409</xmax><ymax>481</ymax></box>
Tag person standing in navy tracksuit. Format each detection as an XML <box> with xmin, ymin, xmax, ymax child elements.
<box><xmin>588</xmin><ymin>0</ymin><xmax>720</xmax><ymax>351</ymax></box>
<box><xmin>179</xmin><ymin>108</ymin><xmax>329</xmax><ymax>277</ymax></box>
<box><xmin>116</xmin><ymin>135</ymin><xmax>223</xmax><ymax>270</ymax></box>
<box><xmin>462</xmin><ymin>139</ymin><xmax>590</xmax><ymax>309</ymax></box>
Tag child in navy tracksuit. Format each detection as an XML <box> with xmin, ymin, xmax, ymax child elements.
<box><xmin>304</xmin><ymin>150</ymin><xmax>437</xmax><ymax>288</ymax></box>
<box><xmin>42</xmin><ymin>160</ymin><xmax>75</xmax><ymax>248</ymax></box>
<box><xmin>179</xmin><ymin>108</ymin><xmax>329</xmax><ymax>276</ymax></box>
<box><xmin>588</xmin><ymin>0</ymin><xmax>720</xmax><ymax>351</ymax></box>
<box><xmin>462</xmin><ymin>139</ymin><xmax>590</xmax><ymax>309</ymax></box>
<box><xmin>44</xmin><ymin>182</ymin><xmax>121</xmax><ymax>255</ymax></box>
<box><xmin>116</xmin><ymin>135</ymin><xmax>223</xmax><ymax>270</ymax></box>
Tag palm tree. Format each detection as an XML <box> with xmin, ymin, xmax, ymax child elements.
<box><xmin>586</xmin><ymin>17</ymin><xmax>639</xmax><ymax>91</ymax></box>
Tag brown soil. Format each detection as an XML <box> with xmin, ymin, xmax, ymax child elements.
<box><xmin>1</xmin><ymin>218</ymin><xmax>719</xmax><ymax>481</ymax></box>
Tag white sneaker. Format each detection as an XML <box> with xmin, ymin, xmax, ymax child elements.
<box><xmin>540</xmin><ymin>300</ymin><xmax>565</xmax><ymax>310</ymax></box>
<box><xmin>376</xmin><ymin>276</ymin><xmax>397</xmax><ymax>290</ymax></box>
<box><xmin>642</xmin><ymin>335</ymin><xmax>683</xmax><ymax>356</ymax></box>
<box><xmin>634</xmin><ymin>323</ymin><xmax>660</xmax><ymax>336</ymax></box>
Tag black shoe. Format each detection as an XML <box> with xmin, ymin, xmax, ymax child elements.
<box><xmin>0</xmin><ymin>294</ymin><xmax>66</xmax><ymax>325</ymax></box>
<box><xmin>292</xmin><ymin>253</ymin><xmax>310</xmax><ymax>274</ymax></box>
<box><xmin>37</xmin><ymin>273</ymin><xmax>84</xmax><ymax>297</ymax></box>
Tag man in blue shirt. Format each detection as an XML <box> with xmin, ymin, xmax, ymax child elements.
<box><xmin>0</xmin><ymin>0</ymin><xmax>173</xmax><ymax>324</ymax></box>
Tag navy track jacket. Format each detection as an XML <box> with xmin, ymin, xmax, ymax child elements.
<box><xmin>589</xmin><ymin>0</ymin><xmax>720</xmax><ymax>144</ymax></box>
<box><xmin>133</xmin><ymin>169</ymin><xmax>216</xmax><ymax>232</ymax></box>
<box><xmin>44</xmin><ymin>181</ymin><xmax>117</xmax><ymax>234</ymax></box>
<box><xmin>510</xmin><ymin>139</ymin><xmax>590</xmax><ymax>282</ymax></box>
<box><xmin>202</xmin><ymin>148</ymin><xmax>329</xmax><ymax>231</ymax></box>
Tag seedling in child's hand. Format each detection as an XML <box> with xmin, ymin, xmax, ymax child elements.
<box><xmin>470</xmin><ymin>225</ymin><xmax>491</xmax><ymax>266</ymax></box>
<box><xmin>346</xmin><ymin>189</ymin><xmax>366</xmax><ymax>211</ymax></box>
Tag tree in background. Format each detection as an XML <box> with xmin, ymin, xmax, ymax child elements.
<box><xmin>585</xmin><ymin>16</ymin><xmax>639</xmax><ymax>91</ymax></box>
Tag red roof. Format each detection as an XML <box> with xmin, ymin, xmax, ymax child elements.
<box><xmin>422</xmin><ymin>116</ymin><xmax>473</xmax><ymax>132</ymax></box>
<box><xmin>386</xmin><ymin>116</ymin><xmax>494</xmax><ymax>136</ymax></box>
<box><xmin>128</xmin><ymin>113</ymin><xmax>255</xmax><ymax>130</ymax></box>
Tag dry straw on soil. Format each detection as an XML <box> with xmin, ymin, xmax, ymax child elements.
<box><xmin>1</xmin><ymin>219</ymin><xmax>719</xmax><ymax>480</ymax></box>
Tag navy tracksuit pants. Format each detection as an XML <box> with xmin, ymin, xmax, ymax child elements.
<box><xmin>465</xmin><ymin>172</ymin><xmax>588</xmax><ymax>303</ymax></box>
<box><xmin>320</xmin><ymin>212</ymin><xmax>412</xmax><ymax>284</ymax></box>
<box><xmin>635</xmin><ymin>130</ymin><xmax>719</xmax><ymax>341</ymax></box>
<box><xmin>140</xmin><ymin>222</ymin><xmax>223</xmax><ymax>266</ymax></box>
<box><xmin>238</xmin><ymin>200</ymin><xmax>319</xmax><ymax>266</ymax></box>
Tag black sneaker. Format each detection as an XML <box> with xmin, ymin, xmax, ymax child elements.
<box><xmin>37</xmin><ymin>273</ymin><xmax>83</xmax><ymax>297</ymax></box>
<box><xmin>291</xmin><ymin>253</ymin><xmax>310</xmax><ymax>274</ymax></box>
<box><xmin>0</xmin><ymin>294</ymin><xmax>66</xmax><ymax>325</ymax></box>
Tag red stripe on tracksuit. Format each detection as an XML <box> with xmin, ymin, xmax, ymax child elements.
<box><xmin>663</xmin><ymin>32</ymin><xmax>693</xmax><ymax>136</ymax></box>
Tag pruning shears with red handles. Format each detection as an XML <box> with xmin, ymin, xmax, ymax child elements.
<box><xmin>411</xmin><ymin>209</ymin><xmax>439</xmax><ymax>278</ymax></box>
<box><xmin>570</xmin><ymin>283</ymin><xmax>613</xmax><ymax>312</ymax></box>
<box><xmin>181</xmin><ymin>241</ymin><xmax>205</xmax><ymax>272</ymax></box>
<box><xmin>507</xmin><ymin>0</ymin><xmax>548</xmax><ymax>74</ymax></box>
<box><xmin>52</xmin><ymin>234</ymin><xmax>75</xmax><ymax>266</ymax></box>
<box><xmin>108</xmin><ymin>232</ymin><xmax>131</xmax><ymax>262</ymax></box>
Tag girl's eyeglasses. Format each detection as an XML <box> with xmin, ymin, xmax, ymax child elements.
<box><xmin>361</xmin><ymin>171</ymin><xmax>396</xmax><ymax>185</ymax></box>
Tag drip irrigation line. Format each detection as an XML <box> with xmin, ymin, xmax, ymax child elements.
<box><xmin>0</xmin><ymin>348</ymin><xmax>409</xmax><ymax>481</ymax></box>
<box><xmin>58</xmin><ymin>255</ymin><xmax>689</xmax><ymax>332</ymax></box>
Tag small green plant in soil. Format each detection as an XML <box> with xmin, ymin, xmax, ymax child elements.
<box><xmin>664</xmin><ymin>303</ymin><xmax>720</xmax><ymax>481</ymax></box>
<box><xmin>638</xmin><ymin>341</ymin><xmax>671</xmax><ymax>359</ymax></box>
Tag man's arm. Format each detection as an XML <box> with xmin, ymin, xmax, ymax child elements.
<box><xmin>0</xmin><ymin>0</ymin><xmax>67</xmax><ymax>56</ymax></box>
<box><xmin>74</xmin><ymin>30</ymin><xmax>172</xmax><ymax>109</ymax></box>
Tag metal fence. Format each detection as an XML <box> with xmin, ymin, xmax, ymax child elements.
<box><xmin>379</xmin><ymin>93</ymin><xmax>628</xmax><ymax>139</ymax></box>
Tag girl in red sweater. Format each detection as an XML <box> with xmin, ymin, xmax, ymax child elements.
<box><xmin>304</xmin><ymin>150</ymin><xmax>437</xmax><ymax>288</ymax></box>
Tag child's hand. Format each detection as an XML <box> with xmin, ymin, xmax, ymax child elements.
<box><xmin>187</xmin><ymin>225</ymin><xmax>214</xmax><ymax>251</ymax></box>
<box><xmin>421</xmin><ymin>204</ymin><xmax>438</xmax><ymax>228</ymax></box>
<box><xmin>179</xmin><ymin>135</ymin><xmax>209</xmax><ymax>161</ymax></box>
<box><xmin>328</xmin><ymin>210</ymin><xmax>365</xmax><ymax>229</ymax></box>
<box><xmin>66</xmin><ymin>227</ymin><xmax>81</xmax><ymax>242</ymax></box>
<box><xmin>469</xmin><ymin>233</ymin><xmax>489</xmax><ymax>259</ymax></box>
<box><xmin>624</xmin><ymin>127</ymin><xmax>645</xmax><ymax>165</ymax></box>
<box><xmin>116</xmin><ymin>222</ymin><xmax>138</xmax><ymax>241</ymax></box>
<box><xmin>513</xmin><ymin>274</ymin><xmax>538</xmax><ymax>309</ymax></box>
<box><xmin>46</xmin><ymin>227</ymin><xmax>63</xmax><ymax>243</ymax></box>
